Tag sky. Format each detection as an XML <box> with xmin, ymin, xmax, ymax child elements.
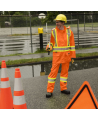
<box><xmin>0</xmin><ymin>0</ymin><xmax>98</xmax><ymax>11</ymax></box>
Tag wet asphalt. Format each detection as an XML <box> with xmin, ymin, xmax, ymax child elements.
<box><xmin>9</xmin><ymin>67</ymin><xmax>98</xmax><ymax>109</ymax></box>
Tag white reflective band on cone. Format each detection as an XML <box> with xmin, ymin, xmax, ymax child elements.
<box><xmin>13</xmin><ymin>95</ymin><xmax>26</xmax><ymax>105</ymax></box>
<box><xmin>14</xmin><ymin>78</ymin><xmax>23</xmax><ymax>91</ymax></box>
<box><xmin>1</xmin><ymin>81</ymin><xmax>10</xmax><ymax>88</ymax></box>
<box><xmin>1</xmin><ymin>68</ymin><xmax>8</xmax><ymax>78</ymax></box>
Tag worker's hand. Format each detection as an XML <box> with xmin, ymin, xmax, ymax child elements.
<box><xmin>46</xmin><ymin>45</ymin><xmax>52</xmax><ymax>51</ymax></box>
<box><xmin>71</xmin><ymin>59</ymin><xmax>74</xmax><ymax>64</ymax></box>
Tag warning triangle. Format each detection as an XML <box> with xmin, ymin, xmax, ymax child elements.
<box><xmin>65</xmin><ymin>81</ymin><xmax>98</xmax><ymax>109</ymax></box>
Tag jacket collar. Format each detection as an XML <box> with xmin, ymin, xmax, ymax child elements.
<box><xmin>56</xmin><ymin>26</ymin><xmax>66</xmax><ymax>32</ymax></box>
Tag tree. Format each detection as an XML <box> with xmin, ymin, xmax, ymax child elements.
<box><xmin>30</xmin><ymin>11</ymin><xmax>47</xmax><ymax>16</ymax></box>
<box><xmin>3</xmin><ymin>11</ymin><xmax>29</xmax><ymax>15</ymax></box>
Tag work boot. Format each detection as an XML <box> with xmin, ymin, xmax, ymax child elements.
<box><xmin>61</xmin><ymin>90</ymin><xmax>70</xmax><ymax>94</ymax></box>
<box><xmin>46</xmin><ymin>92</ymin><xmax>52</xmax><ymax>98</ymax></box>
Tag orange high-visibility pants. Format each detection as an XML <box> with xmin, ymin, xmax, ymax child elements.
<box><xmin>47</xmin><ymin>62</ymin><xmax>70</xmax><ymax>93</ymax></box>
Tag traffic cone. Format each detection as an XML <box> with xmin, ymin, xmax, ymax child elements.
<box><xmin>13</xmin><ymin>68</ymin><xmax>27</xmax><ymax>109</ymax></box>
<box><xmin>0</xmin><ymin>60</ymin><xmax>13</xmax><ymax>109</ymax></box>
<box><xmin>0</xmin><ymin>88</ymin><xmax>1</xmax><ymax>107</ymax></box>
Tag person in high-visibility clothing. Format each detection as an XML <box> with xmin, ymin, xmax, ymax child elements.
<box><xmin>46</xmin><ymin>14</ymin><xmax>76</xmax><ymax>98</ymax></box>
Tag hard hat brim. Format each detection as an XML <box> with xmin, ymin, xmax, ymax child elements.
<box><xmin>54</xmin><ymin>19</ymin><xmax>67</xmax><ymax>23</ymax></box>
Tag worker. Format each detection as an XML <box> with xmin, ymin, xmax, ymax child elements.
<box><xmin>46</xmin><ymin>14</ymin><xmax>76</xmax><ymax>98</ymax></box>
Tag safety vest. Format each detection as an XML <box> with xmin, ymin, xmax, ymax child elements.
<box><xmin>51</xmin><ymin>27</ymin><xmax>75</xmax><ymax>53</ymax></box>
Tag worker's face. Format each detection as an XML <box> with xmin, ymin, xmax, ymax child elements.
<box><xmin>56</xmin><ymin>20</ymin><xmax>64</xmax><ymax>29</ymax></box>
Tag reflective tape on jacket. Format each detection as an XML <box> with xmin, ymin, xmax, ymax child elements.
<box><xmin>52</xmin><ymin>28</ymin><xmax>75</xmax><ymax>52</ymax></box>
<box><xmin>52</xmin><ymin>29</ymin><xmax>58</xmax><ymax>47</ymax></box>
<box><xmin>66</xmin><ymin>28</ymin><xmax>71</xmax><ymax>46</ymax></box>
<box><xmin>48</xmin><ymin>77</ymin><xmax>56</xmax><ymax>83</ymax></box>
<box><xmin>52</xmin><ymin>28</ymin><xmax>71</xmax><ymax>47</ymax></box>
<box><xmin>53</xmin><ymin>46</ymin><xmax>75</xmax><ymax>52</ymax></box>
<box><xmin>60</xmin><ymin>77</ymin><xmax>68</xmax><ymax>82</ymax></box>
<box><xmin>70</xmin><ymin>46</ymin><xmax>75</xmax><ymax>51</ymax></box>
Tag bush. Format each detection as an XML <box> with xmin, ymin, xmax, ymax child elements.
<box><xmin>11</xmin><ymin>16</ymin><xmax>41</xmax><ymax>27</ymax></box>
<box><xmin>11</xmin><ymin>17</ymin><xmax>26</xmax><ymax>27</ymax></box>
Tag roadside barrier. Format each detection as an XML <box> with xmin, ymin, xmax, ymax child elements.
<box><xmin>13</xmin><ymin>68</ymin><xmax>27</xmax><ymax>109</ymax></box>
<box><xmin>0</xmin><ymin>60</ymin><xmax>13</xmax><ymax>109</ymax></box>
<box><xmin>38</xmin><ymin>28</ymin><xmax>43</xmax><ymax>50</ymax></box>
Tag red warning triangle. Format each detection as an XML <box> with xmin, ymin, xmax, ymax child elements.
<box><xmin>65</xmin><ymin>81</ymin><xmax>98</xmax><ymax>109</ymax></box>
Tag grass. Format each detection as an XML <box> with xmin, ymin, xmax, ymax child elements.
<box><xmin>10</xmin><ymin>32</ymin><xmax>51</xmax><ymax>36</ymax></box>
<box><xmin>76</xmin><ymin>52</ymin><xmax>98</xmax><ymax>58</ymax></box>
<box><xmin>75</xmin><ymin>46</ymin><xmax>98</xmax><ymax>50</ymax></box>
<box><xmin>0</xmin><ymin>52</ymin><xmax>98</xmax><ymax>66</ymax></box>
<box><xmin>0</xmin><ymin>57</ymin><xmax>53</xmax><ymax>66</ymax></box>
<box><xmin>34</xmin><ymin>48</ymin><xmax>48</xmax><ymax>53</ymax></box>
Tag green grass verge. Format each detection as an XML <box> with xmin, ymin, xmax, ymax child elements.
<box><xmin>75</xmin><ymin>46</ymin><xmax>98</xmax><ymax>50</ymax></box>
<box><xmin>0</xmin><ymin>57</ymin><xmax>53</xmax><ymax>66</ymax></box>
<box><xmin>34</xmin><ymin>48</ymin><xmax>48</xmax><ymax>53</ymax></box>
<box><xmin>0</xmin><ymin>52</ymin><xmax>98</xmax><ymax>66</ymax></box>
<box><xmin>10</xmin><ymin>32</ymin><xmax>51</xmax><ymax>36</ymax></box>
<box><xmin>76</xmin><ymin>52</ymin><xmax>98</xmax><ymax>58</ymax></box>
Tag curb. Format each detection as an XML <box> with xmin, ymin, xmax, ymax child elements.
<box><xmin>0</xmin><ymin>55</ymin><xmax>98</xmax><ymax>68</ymax></box>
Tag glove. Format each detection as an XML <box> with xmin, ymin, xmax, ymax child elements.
<box><xmin>71</xmin><ymin>59</ymin><xmax>74</xmax><ymax>64</ymax></box>
<box><xmin>46</xmin><ymin>45</ymin><xmax>52</xmax><ymax>51</ymax></box>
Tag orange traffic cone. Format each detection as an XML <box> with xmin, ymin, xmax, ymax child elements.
<box><xmin>0</xmin><ymin>88</ymin><xmax>1</xmax><ymax>107</ymax></box>
<box><xmin>0</xmin><ymin>60</ymin><xmax>13</xmax><ymax>109</ymax></box>
<box><xmin>13</xmin><ymin>68</ymin><xmax>27</xmax><ymax>109</ymax></box>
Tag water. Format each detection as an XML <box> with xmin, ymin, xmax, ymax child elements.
<box><xmin>0</xmin><ymin>58</ymin><xmax>98</xmax><ymax>82</ymax></box>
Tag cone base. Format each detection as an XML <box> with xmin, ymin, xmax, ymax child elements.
<box><xmin>13</xmin><ymin>103</ymin><xmax>27</xmax><ymax>109</ymax></box>
<box><xmin>0</xmin><ymin>88</ymin><xmax>13</xmax><ymax>109</ymax></box>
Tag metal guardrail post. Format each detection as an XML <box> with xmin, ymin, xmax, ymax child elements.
<box><xmin>29</xmin><ymin>12</ymin><xmax>34</xmax><ymax>77</ymax></box>
<box><xmin>26</xmin><ymin>16</ymin><xmax>28</xmax><ymax>35</ymax></box>
<box><xmin>92</xmin><ymin>13</ymin><xmax>93</xmax><ymax>31</ymax></box>
<box><xmin>40</xmin><ymin>63</ymin><xmax>45</xmax><ymax>76</ymax></box>
<box><xmin>71</xmin><ymin>13</ymin><xmax>72</xmax><ymax>25</ymax></box>
<box><xmin>77</xmin><ymin>19</ymin><xmax>79</xmax><ymax>48</ymax></box>
<box><xmin>84</xmin><ymin>12</ymin><xmax>85</xmax><ymax>31</ymax></box>
<box><xmin>9</xmin><ymin>15</ymin><xmax>12</xmax><ymax>35</ymax></box>
<box><xmin>29</xmin><ymin>14</ymin><xmax>33</xmax><ymax>53</ymax></box>
<box><xmin>38</xmin><ymin>28</ymin><xmax>43</xmax><ymax>50</ymax></box>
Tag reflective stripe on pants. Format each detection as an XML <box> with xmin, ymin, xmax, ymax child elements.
<box><xmin>47</xmin><ymin>62</ymin><xmax>70</xmax><ymax>93</ymax></box>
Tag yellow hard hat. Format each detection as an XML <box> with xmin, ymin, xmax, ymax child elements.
<box><xmin>54</xmin><ymin>14</ymin><xmax>67</xmax><ymax>23</ymax></box>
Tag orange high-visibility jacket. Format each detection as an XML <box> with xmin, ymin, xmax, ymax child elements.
<box><xmin>50</xmin><ymin>26</ymin><xmax>76</xmax><ymax>63</ymax></box>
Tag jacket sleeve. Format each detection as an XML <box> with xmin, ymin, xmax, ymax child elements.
<box><xmin>49</xmin><ymin>30</ymin><xmax>55</xmax><ymax>47</ymax></box>
<box><xmin>70</xmin><ymin>31</ymin><xmax>76</xmax><ymax>58</ymax></box>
